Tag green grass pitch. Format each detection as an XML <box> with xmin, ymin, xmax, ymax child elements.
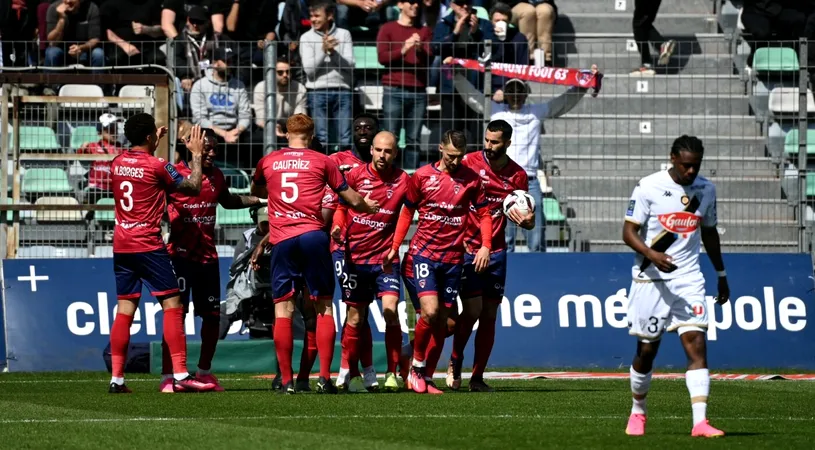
<box><xmin>1</xmin><ymin>372</ymin><xmax>813</xmax><ymax>449</ymax></box>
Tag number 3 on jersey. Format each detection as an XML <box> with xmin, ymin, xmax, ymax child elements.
<box><xmin>281</xmin><ymin>172</ymin><xmax>298</xmax><ymax>203</ymax></box>
<box><xmin>119</xmin><ymin>181</ymin><xmax>134</xmax><ymax>211</ymax></box>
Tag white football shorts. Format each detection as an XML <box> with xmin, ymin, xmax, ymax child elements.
<box><xmin>626</xmin><ymin>274</ymin><xmax>708</xmax><ymax>342</ymax></box>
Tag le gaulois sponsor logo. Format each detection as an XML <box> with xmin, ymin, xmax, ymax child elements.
<box><xmin>658</xmin><ymin>211</ymin><xmax>700</xmax><ymax>236</ymax></box>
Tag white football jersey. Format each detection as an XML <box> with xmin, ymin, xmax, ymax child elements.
<box><xmin>625</xmin><ymin>170</ymin><xmax>717</xmax><ymax>281</ymax></box>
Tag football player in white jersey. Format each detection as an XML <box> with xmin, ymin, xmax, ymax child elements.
<box><xmin>621</xmin><ymin>135</ymin><xmax>730</xmax><ymax>438</ymax></box>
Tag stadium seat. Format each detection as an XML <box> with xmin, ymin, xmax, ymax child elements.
<box><xmin>808</xmin><ymin>172</ymin><xmax>815</xmax><ymax>197</ymax></box>
<box><xmin>354</xmin><ymin>46</ymin><xmax>384</xmax><ymax>70</ymax></box>
<box><xmin>543</xmin><ymin>198</ymin><xmax>565</xmax><ymax>222</ymax></box>
<box><xmin>19</xmin><ymin>126</ymin><xmax>60</xmax><ymax>152</ymax></box>
<box><xmin>5</xmin><ymin>198</ymin><xmax>34</xmax><ymax>222</ymax></box>
<box><xmin>17</xmin><ymin>246</ymin><xmax>89</xmax><ymax>258</ymax></box>
<box><xmin>359</xmin><ymin>85</ymin><xmax>383</xmax><ymax>111</ymax></box>
<box><xmin>118</xmin><ymin>85</ymin><xmax>155</xmax><ymax>109</ymax></box>
<box><xmin>474</xmin><ymin>6</ymin><xmax>489</xmax><ymax>20</ymax></box>
<box><xmin>70</xmin><ymin>126</ymin><xmax>99</xmax><ymax>150</ymax></box>
<box><xmin>22</xmin><ymin>167</ymin><xmax>73</xmax><ymax>194</ymax></box>
<box><xmin>768</xmin><ymin>87</ymin><xmax>815</xmax><ymax>115</ymax></box>
<box><xmin>783</xmin><ymin>129</ymin><xmax>815</xmax><ymax>157</ymax></box>
<box><xmin>220</xmin><ymin>166</ymin><xmax>251</xmax><ymax>194</ymax></box>
<box><xmin>399</xmin><ymin>129</ymin><xmax>406</xmax><ymax>149</ymax></box>
<box><xmin>752</xmin><ymin>47</ymin><xmax>799</xmax><ymax>73</ymax></box>
<box><xmin>216</xmin><ymin>204</ymin><xmax>253</xmax><ymax>226</ymax></box>
<box><xmin>34</xmin><ymin>196</ymin><xmax>84</xmax><ymax>223</ymax></box>
<box><xmin>94</xmin><ymin>197</ymin><xmax>116</xmax><ymax>223</ymax></box>
<box><xmin>58</xmin><ymin>84</ymin><xmax>108</xmax><ymax>109</ymax></box>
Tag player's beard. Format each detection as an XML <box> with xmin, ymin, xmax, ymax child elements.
<box><xmin>484</xmin><ymin>147</ymin><xmax>505</xmax><ymax>160</ymax></box>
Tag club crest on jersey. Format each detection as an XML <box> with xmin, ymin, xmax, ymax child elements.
<box><xmin>681</xmin><ymin>195</ymin><xmax>690</xmax><ymax>206</ymax></box>
<box><xmin>386</xmin><ymin>189</ymin><xmax>393</xmax><ymax>199</ymax></box>
<box><xmin>363</xmin><ymin>179</ymin><xmax>371</xmax><ymax>185</ymax></box>
<box><xmin>502</xmin><ymin>180</ymin><xmax>509</xmax><ymax>189</ymax></box>
<box><xmin>657</xmin><ymin>211</ymin><xmax>700</xmax><ymax>237</ymax></box>
<box><xmin>454</xmin><ymin>184</ymin><xmax>460</xmax><ymax>194</ymax></box>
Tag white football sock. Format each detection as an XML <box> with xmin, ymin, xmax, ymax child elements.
<box><xmin>110</xmin><ymin>376</ymin><xmax>124</xmax><ymax>386</ymax></box>
<box><xmin>173</xmin><ymin>372</ymin><xmax>190</xmax><ymax>381</ymax></box>
<box><xmin>685</xmin><ymin>368</ymin><xmax>710</xmax><ymax>425</ymax></box>
<box><xmin>337</xmin><ymin>367</ymin><xmax>350</xmax><ymax>384</ymax></box>
<box><xmin>630</xmin><ymin>367</ymin><xmax>652</xmax><ymax>415</ymax></box>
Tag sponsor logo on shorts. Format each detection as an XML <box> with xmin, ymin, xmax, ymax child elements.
<box><xmin>418</xmin><ymin>279</ymin><xmax>426</xmax><ymax>288</ymax></box>
<box><xmin>689</xmin><ymin>300</ymin><xmax>706</xmax><ymax>317</ymax></box>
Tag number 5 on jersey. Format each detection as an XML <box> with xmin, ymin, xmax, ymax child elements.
<box><xmin>281</xmin><ymin>172</ymin><xmax>298</xmax><ymax>204</ymax></box>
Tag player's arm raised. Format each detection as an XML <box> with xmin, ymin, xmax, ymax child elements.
<box><xmin>176</xmin><ymin>125</ymin><xmax>205</xmax><ymax>195</ymax></box>
<box><xmin>700</xmin><ymin>190</ymin><xmax>729</xmax><ymax>304</ymax></box>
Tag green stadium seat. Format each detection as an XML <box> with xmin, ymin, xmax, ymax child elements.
<box><xmin>221</xmin><ymin>167</ymin><xmax>251</xmax><ymax>194</ymax></box>
<box><xmin>70</xmin><ymin>126</ymin><xmax>100</xmax><ymax>150</ymax></box>
<box><xmin>95</xmin><ymin>197</ymin><xmax>116</xmax><ymax>223</ymax></box>
<box><xmin>474</xmin><ymin>6</ymin><xmax>489</xmax><ymax>20</ymax></box>
<box><xmin>752</xmin><ymin>47</ymin><xmax>799</xmax><ymax>72</ymax></box>
<box><xmin>807</xmin><ymin>172</ymin><xmax>815</xmax><ymax>197</ymax></box>
<box><xmin>543</xmin><ymin>198</ymin><xmax>565</xmax><ymax>222</ymax></box>
<box><xmin>22</xmin><ymin>168</ymin><xmax>73</xmax><ymax>194</ymax></box>
<box><xmin>399</xmin><ymin>129</ymin><xmax>406</xmax><ymax>149</ymax></box>
<box><xmin>354</xmin><ymin>46</ymin><xmax>384</xmax><ymax>70</ymax></box>
<box><xmin>216</xmin><ymin>204</ymin><xmax>253</xmax><ymax>226</ymax></box>
<box><xmin>19</xmin><ymin>126</ymin><xmax>60</xmax><ymax>152</ymax></box>
<box><xmin>784</xmin><ymin>129</ymin><xmax>815</xmax><ymax>156</ymax></box>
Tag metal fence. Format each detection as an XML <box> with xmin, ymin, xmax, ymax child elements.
<box><xmin>1</xmin><ymin>33</ymin><xmax>814</xmax><ymax>258</ymax></box>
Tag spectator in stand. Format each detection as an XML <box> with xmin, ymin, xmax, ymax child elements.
<box><xmin>299</xmin><ymin>0</ymin><xmax>355</xmax><ymax>151</ymax></box>
<box><xmin>377</xmin><ymin>0</ymin><xmax>434</xmax><ymax>169</ymax></box>
<box><xmin>1</xmin><ymin>0</ymin><xmax>37</xmax><ymax>67</ymax></box>
<box><xmin>279</xmin><ymin>0</ymin><xmax>312</xmax><ymax>85</ymax></box>
<box><xmin>79</xmin><ymin>113</ymin><xmax>125</xmax><ymax>201</ymax></box>
<box><xmin>419</xmin><ymin>0</ymin><xmax>446</xmax><ymax>28</ymax></box>
<box><xmin>336</xmin><ymin>0</ymin><xmax>387</xmax><ymax>38</ymax></box>
<box><xmin>173</xmin><ymin>6</ymin><xmax>216</xmax><ymax>97</ymax></box>
<box><xmin>741</xmin><ymin>0</ymin><xmax>815</xmax><ymax>77</ymax></box>
<box><xmin>161</xmin><ymin>0</ymin><xmax>228</xmax><ymax>39</ymax></box>
<box><xmin>44</xmin><ymin>0</ymin><xmax>104</xmax><ymax>69</ymax></box>
<box><xmin>505</xmin><ymin>0</ymin><xmax>556</xmax><ymax>65</ymax></box>
<box><xmin>190</xmin><ymin>43</ymin><xmax>256</xmax><ymax>168</ymax></box>
<box><xmin>630</xmin><ymin>0</ymin><xmax>675</xmax><ymax>75</ymax></box>
<box><xmin>101</xmin><ymin>0</ymin><xmax>166</xmax><ymax>67</ymax></box>
<box><xmin>225</xmin><ymin>0</ymin><xmax>278</xmax><ymax>83</ymax></box>
<box><xmin>253</xmin><ymin>59</ymin><xmax>307</xmax><ymax>147</ymax></box>
<box><xmin>433</xmin><ymin>0</ymin><xmax>493</xmax><ymax>152</ymax></box>
<box><xmin>490</xmin><ymin>2</ymin><xmax>529</xmax><ymax>97</ymax></box>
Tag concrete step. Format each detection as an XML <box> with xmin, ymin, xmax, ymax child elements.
<box><xmin>552</xmin><ymin>154</ymin><xmax>775</xmax><ymax>174</ymax></box>
<box><xmin>556</xmin><ymin>0</ymin><xmax>713</xmax><ymax>15</ymax></box>
<box><xmin>555</xmin><ymin>13</ymin><xmax>717</xmax><ymax>35</ymax></box>
<box><xmin>569</xmin><ymin>218</ymin><xmax>800</xmax><ymax>242</ymax></box>
<box><xmin>582</xmin><ymin>239</ymin><xmax>802</xmax><ymax>253</ymax></box>
<box><xmin>536</xmin><ymin>93</ymin><xmax>750</xmax><ymax>116</ymax></box>
<box><xmin>527</xmin><ymin>74</ymin><xmax>746</xmax><ymax>96</ymax></box>
<box><xmin>565</xmin><ymin>53</ymin><xmax>735</xmax><ymax>75</ymax></box>
<box><xmin>556</xmin><ymin>34</ymin><xmax>730</xmax><ymax>57</ymax></box>
<box><xmin>563</xmin><ymin>196</ymin><xmax>795</xmax><ymax>221</ymax></box>
<box><xmin>545</xmin><ymin>114</ymin><xmax>761</xmax><ymax>137</ymax></box>
<box><xmin>552</xmin><ymin>175</ymin><xmax>782</xmax><ymax>199</ymax></box>
<box><xmin>541</xmin><ymin>134</ymin><xmax>766</xmax><ymax>157</ymax></box>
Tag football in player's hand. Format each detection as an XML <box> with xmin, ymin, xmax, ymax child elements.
<box><xmin>503</xmin><ymin>190</ymin><xmax>536</xmax><ymax>217</ymax></box>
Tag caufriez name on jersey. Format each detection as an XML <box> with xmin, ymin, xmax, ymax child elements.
<box><xmin>113</xmin><ymin>166</ymin><xmax>145</xmax><ymax>178</ymax></box>
<box><xmin>272</xmin><ymin>159</ymin><xmax>310</xmax><ymax>171</ymax></box>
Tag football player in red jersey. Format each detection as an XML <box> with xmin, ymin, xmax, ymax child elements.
<box><xmin>108</xmin><ymin>115</ymin><xmax>215</xmax><ymax>393</ymax></box>
<box><xmin>330</xmin><ymin>131</ymin><xmax>409</xmax><ymax>392</ymax></box>
<box><xmin>250</xmin><ymin>114</ymin><xmax>379</xmax><ymax>394</ymax></box>
<box><xmin>447</xmin><ymin>120</ymin><xmax>535</xmax><ymax>392</ymax></box>
<box><xmin>384</xmin><ymin>130</ymin><xmax>493</xmax><ymax>394</ymax></box>
<box><xmin>162</xmin><ymin>128</ymin><xmax>262</xmax><ymax>392</ymax></box>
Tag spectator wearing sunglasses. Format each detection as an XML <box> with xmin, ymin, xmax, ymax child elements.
<box><xmin>252</xmin><ymin>59</ymin><xmax>307</xmax><ymax>147</ymax></box>
<box><xmin>173</xmin><ymin>6</ymin><xmax>218</xmax><ymax>97</ymax></box>
<box><xmin>161</xmin><ymin>0</ymin><xmax>228</xmax><ymax>39</ymax></box>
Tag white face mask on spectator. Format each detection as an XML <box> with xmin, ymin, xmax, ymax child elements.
<box><xmin>494</xmin><ymin>20</ymin><xmax>507</xmax><ymax>41</ymax></box>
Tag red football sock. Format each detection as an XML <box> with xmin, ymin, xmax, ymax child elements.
<box><xmin>163</xmin><ymin>306</ymin><xmax>187</xmax><ymax>375</ymax></box>
<box><xmin>161</xmin><ymin>338</ymin><xmax>172</xmax><ymax>375</ymax></box>
<box><xmin>451</xmin><ymin>315</ymin><xmax>477</xmax><ymax>361</ymax></box>
<box><xmin>412</xmin><ymin>316</ymin><xmax>432</xmax><ymax>364</ymax></box>
<box><xmin>360</xmin><ymin>321</ymin><xmax>373</xmax><ymax>369</ymax></box>
<box><xmin>472</xmin><ymin>315</ymin><xmax>496</xmax><ymax>378</ymax></box>
<box><xmin>424</xmin><ymin>325</ymin><xmax>447</xmax><ymax>378</ymax></box>
<box><xmin>344</xmin><ymin>324</ymin><xmax>361</xmax><ymax>377</ymax></box>
<box><xmin>385</xmin><ymin>324</ymin><xmax>402</xmax><ymax>373</ymax></box>
<box><xmin>198</xmin><ymin>316</ymin><xmax>219</xmax><ymax>371</ymax></box>
<box><xmin>297</xmin><ymin>330</ymin><xmax>317</xmax><ymax>382</ymax></box>
<box><xmin>274</xmin><ymin>317</ymin><xmax>294</xmax><ymax>385</ymax></box>
<box><xmin>339</xmin><ymin>322</ymin><xmax>349</xmax><ymax>370</ymax></box>
<box><xmin>316</xmin><ymin>314</ymin><xmax>336</xmax><ymax>379</ymax></box>
<box><xmin>110</xmin><ymin>313</ymin><xmax>134</xmax><ymax>378</ymax></box>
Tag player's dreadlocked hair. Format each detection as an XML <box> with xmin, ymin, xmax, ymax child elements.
<box><xmin>124</xmin><ymin>113</ymin><xmax>156</xmax><ymax>146</ymax></box>
<box><xmin>441</xmin><ymin>129</ymin><xmax>467</xmax><ymax>152</ymax></box>
<box><xmin>671</xmin><ymin>135</ymin><xmax>704</xmax><ymax>156</ymax></box>
<box><xmin>486</xmin><ymin>119</ymin><xmax>513</xmax><ymax>141</ymax></box>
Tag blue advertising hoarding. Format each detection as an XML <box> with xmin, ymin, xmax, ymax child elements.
<box><xmin>1</xmin><ymin>253</ymin><xmax>813</xmax><ymax>372</ymax></box>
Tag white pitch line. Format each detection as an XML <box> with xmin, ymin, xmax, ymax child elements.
<box><xmin>1</xmin><ymin>414</ymin><xmax>814</xmax><ymax>425</ymax></box>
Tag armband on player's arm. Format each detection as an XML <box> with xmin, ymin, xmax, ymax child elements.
<box><xmin>477</xmin><ymin>206</ymin><xmax>493</xmax><ymax>251</ymax></box>
<box><xmin>391</xmin><ymin>206</ymin><xmax>415</xmax><ymax>252</ymax></box>
<box><xmin>332</xmin><ymin>204</ymin><xmax>347</xmax><ymax>230</ymax></box>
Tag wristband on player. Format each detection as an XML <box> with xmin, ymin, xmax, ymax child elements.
<box><xmin>716</xmin><ymin>270</ymin><xmax>727</xmax><ymax>278</ymax></box>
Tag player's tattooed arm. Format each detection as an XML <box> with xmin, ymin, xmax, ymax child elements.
<box><xmin>218</xmin><ymin>189</ymin><xmax>262</xmax><ymax>209</ymax></box>
<box><xmin>177</xmin><ymin>125</ymin><xmax>205</xmax><ymax>195</ymax></box>
<box><xmin>701</xmin><ymin>226</ymin><xmax>729</xmax><ymax>304</ymax></box>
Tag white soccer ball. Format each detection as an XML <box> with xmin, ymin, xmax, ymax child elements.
<box><xmin>503</xmin><ymin>190</ymin><xmax>536</xmax><ymax>217</ymax></box>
